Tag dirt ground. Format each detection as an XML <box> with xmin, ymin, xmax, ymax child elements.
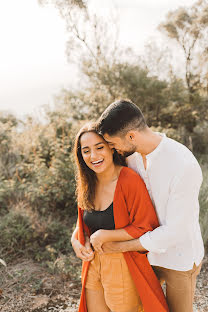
<box><xmin>0</xmin><ymin>252</ymin><xmax>207</xmax><ymax>312</ymax></box>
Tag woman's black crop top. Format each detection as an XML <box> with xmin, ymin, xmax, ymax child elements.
<box><xmin>83</xmin><ymin>202</ymin><xmax>115</xmax><ymax>234</ymax></box>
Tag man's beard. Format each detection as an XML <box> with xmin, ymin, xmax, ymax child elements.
<box><xmin>118</xmin><ymin>146</ymin><xmax>136</xmax><ymax>158</ymax></box>
<box><xmin>122</xmin><ymin>150</ymin><xmax>136</xmax><ymax>157</ymax></box>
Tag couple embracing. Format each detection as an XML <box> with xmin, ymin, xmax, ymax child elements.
<box><xmin>71</xmin><ymin>99</ymin><xmax>204</xmax><ymax>312</ymax></box>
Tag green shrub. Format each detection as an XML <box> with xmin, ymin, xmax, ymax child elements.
<box><xmin>0</xmin><ymin>211</ymin><xmax>34</xmax><ymax>261</ymax></box>
<box><xmin>34</xmin><ymin>220</ymin><xmax>73</xmax><ymax>262</ymax></box>
<box><xmin>0</xmin><ymin>208</ymin><xmax>74</xmax><ymax>264</ymax></box>
<box><xmin>0</xmin><ymin>118</ymin><xmax>77</xmax><ymax>219</ymax></box>
<box><xmin>24</xmin><ymin>153</ymin><xmax>76</xmax><ymax>219</ymax></box>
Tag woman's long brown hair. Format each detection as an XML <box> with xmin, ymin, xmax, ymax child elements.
<box><xmin>74</xmin><ymin>122</ymin><xmax>126</xmax><ymax>211</ymax></box>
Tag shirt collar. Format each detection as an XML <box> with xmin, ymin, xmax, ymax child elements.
<box><xmin>145</xmin><ymin>132</ymin><xmax>166</xmax><ymax>161</ymax></box>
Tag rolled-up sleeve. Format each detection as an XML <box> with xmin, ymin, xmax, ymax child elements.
<box><xmin>139</xmin><ymin>162</ymin><xmax>203</xmax><ymax>253</ymax></box>
<box><xmin>122</xmin><ymin>174</ymin><xmax>159</xmax><ymax>239</ymax></box>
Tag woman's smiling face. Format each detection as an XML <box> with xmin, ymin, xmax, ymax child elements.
<box><xmin>80</xmin><ymin>131</ymin><xmax>114</xmax><ymax>174</ymax></box>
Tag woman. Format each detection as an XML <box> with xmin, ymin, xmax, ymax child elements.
<box><xmin>71</xmin><ymin>122</ymin><xmax>169</xmax><ymax>312</ymax></box>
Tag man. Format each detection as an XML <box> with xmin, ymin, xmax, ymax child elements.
<box><xmin>96</xmin><ymin>99</ymin><xmax>204</xmax><ymax>312</ymax></box>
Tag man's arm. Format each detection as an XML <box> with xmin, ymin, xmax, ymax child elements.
<box><xmin>102</xmin><ymin>238</ymin><xmax>147</xmax><ymax>253</ymax></box>
<box><xmin>90</xmin><ymin>227</ymin><xmax>148</xmax><ymax>253</ymax></box>
<box><xmin>102</xmin><ymin>162</ymin><xmax>202</xmax><ymax>255</ymax></box>
<box><xmin>139</xmin><ymin>162</ymin><xmax>203</xmax><ymax>254</ymax></box>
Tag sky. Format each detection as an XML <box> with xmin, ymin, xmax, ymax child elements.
<box><xmin>0</xmin><ymin>0</ymin><xmax>197</xmax><ymax>119</ymax></box>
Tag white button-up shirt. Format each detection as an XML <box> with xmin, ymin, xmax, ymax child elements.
<box><xmin>126</xmin><ymin>133</ymin><xmax>204</xmax><ymax>271</ymax></box>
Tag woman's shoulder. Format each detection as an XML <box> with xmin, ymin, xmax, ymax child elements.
<box><xmin>120</xmin><ymin>166</ymin><xmax>144</xmax><ymax>185</ymax></box>
<box><xmin>118</xmin><ymin>167</ymin><xmax>147</xmax><ymax>201</ymax></box>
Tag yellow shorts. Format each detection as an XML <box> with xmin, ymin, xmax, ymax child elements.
<box><xmin>85</xmin><ymin>252</ymin><xmax>143</xmax><ymax>312</ymax></box>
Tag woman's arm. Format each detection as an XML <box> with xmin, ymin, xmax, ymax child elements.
<box><xmin>71</xmin><ymin>225</ymin><xmax>94</xmax><ymax>261</ymax></box>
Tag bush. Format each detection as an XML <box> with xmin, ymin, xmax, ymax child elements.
<box><xmin>0</xmin><ymin>117</ymin><xmax>78</xmax><ymax>219</ymax></box>
<box><xmin>34</xmin><ymin>220</ymin><xmax>73</xmax><ymax>263</ymax></box>
<box><xmin>0</xmin><ymin>211</ymin><xmax>34</xmax><ymax>261</ymax></box>
<box><xmin>23</xmin><ymin>150</ymin><xmax>76</xmax><ymax>219</ymax></box>
<box><xmin>0</xmin><ymin>207</ymin><xmax>74</xmax><ymax>264</ymax></box>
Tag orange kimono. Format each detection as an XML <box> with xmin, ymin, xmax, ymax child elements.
<box><xmin>77</xmin><ymin>167</ymin><xmax>169</xmax><ymax>312</ymax></box>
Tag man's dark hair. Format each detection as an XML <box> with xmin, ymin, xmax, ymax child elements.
<box><xmin>97</xmin><ymin>99</ymin><xmax>147</xmax><ymax>136</ymax></box>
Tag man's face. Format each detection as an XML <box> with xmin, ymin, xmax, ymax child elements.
<box><xmin>104</xmin><ymin>133</ymin><xmax>137</xmax><ymax>157</ymax></box>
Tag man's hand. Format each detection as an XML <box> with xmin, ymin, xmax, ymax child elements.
<box><xmin>102</xmin><ymin>238</ymin><xmax>147</xmax><ymax>254</ymax></box>
<box><xmin>102</xmin><ymin>241</ymin><xmax>125</xmax><ymax>253</ymax></box>
<box><xmin>71</xmin><ymin>236</ymin><xmax>94</xmax><ymax>261</ymax></box>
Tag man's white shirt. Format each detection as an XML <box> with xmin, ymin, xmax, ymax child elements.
<box><xmin>126</xmin><ymin>133</ymin><xmax>204</xmax><ymax>271</ymax></box>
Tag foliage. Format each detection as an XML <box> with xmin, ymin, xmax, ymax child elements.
<box><xmin>0</xmin><ymin>117</ymin><xmax>20</xmax><ymax>180</ymax></box>
<box><xmin>38</xmin><ymin>0</ymin><xmax>86</xmax><ymax>9</ymax></box>
<box><xmin>0</xmin><ymin>211</ymin><xmax>34</xmax><ymax>261</ymax></box>
<box><xmin>0</xmin><ymin>113</ymin><xmax>78</xmax><ymax>267</ymax></box>
<box><xmin>158</xmin><ymin>0</ymin><xmax>208</xmax><ymax>100</ymax></box>
<box><xmin>0</xmin><ymin>207</ymin><xmax>74</xmax><ymax>264</ymax></box>
<box><xmin>22</xmin><ymin>132</ymin><xmax>76</xmax><ymax>218</ymax></box>
<box><xmin>0</xmin><ymin>118</ymin><xmax>77</xmax><ymax>218</ymax></box>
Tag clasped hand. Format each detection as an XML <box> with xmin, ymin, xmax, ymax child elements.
<box><xmin>72</xmin><ymin>236</ymin><xmax>94</xmax><ymax>262</ymax></box>
<box><xmin>90</xmin><ymin>229</ymin><xmax>107</xmax><ymax>253</ymax></box>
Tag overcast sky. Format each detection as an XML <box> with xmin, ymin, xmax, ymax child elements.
<box><xmin>0</xmin><ymin>0</ymin><xmax>196</xmax><ymax>118</ymax></box>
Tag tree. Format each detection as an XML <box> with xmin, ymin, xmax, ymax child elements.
<box><xmin>39</xmin><ymin>0</ymin><xmax>121</xmax><ymax>70</ymax></box>
<box><xmin>51</xmin><ymin>61</ymin><xmax>169</xmax><ymax>124</ymax></box>
<box><xmin>159</xmin><ymin>0</ymin><xmax>208</xmax><ymax>102</ymax></box>
<box><xmin>141</xmin><ymin>40</ymin><xmax>173</xmax><ymax>82</ymax></box>
<box><xmin>38</xmin><ymin>0</ymin><xmax>86</xmax><ymax>9</ymax></box>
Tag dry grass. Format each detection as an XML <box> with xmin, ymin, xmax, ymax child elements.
<box><xmin>0</xmin><ymin>254</ymin><xmax>207</xmax><ymax>312</ymax></box>
<box><xmin>0</xmin><ymin>257</ymin><xmax>81</xmax><ymax>312</ymax></box>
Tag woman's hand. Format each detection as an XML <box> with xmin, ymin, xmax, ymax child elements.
<box><xmin>71</xmin><ymin>236</ymin><xmax>94</xmax><ymax>262</ymax></box>
<box><xmin>90</xmin><ymin>229</ymin><xmax>107</xmax><ymax>253</ymax></box>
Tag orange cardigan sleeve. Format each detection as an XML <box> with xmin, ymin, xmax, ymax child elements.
<box><xmin>121</xmin><ymin>170</ymin><xmax>159</xmax><ymax>239</ymax></box>
<box><xmin>77</xmin><ymin>207</ymin><xmax>90</xmax><ymax>246</ymax></box>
